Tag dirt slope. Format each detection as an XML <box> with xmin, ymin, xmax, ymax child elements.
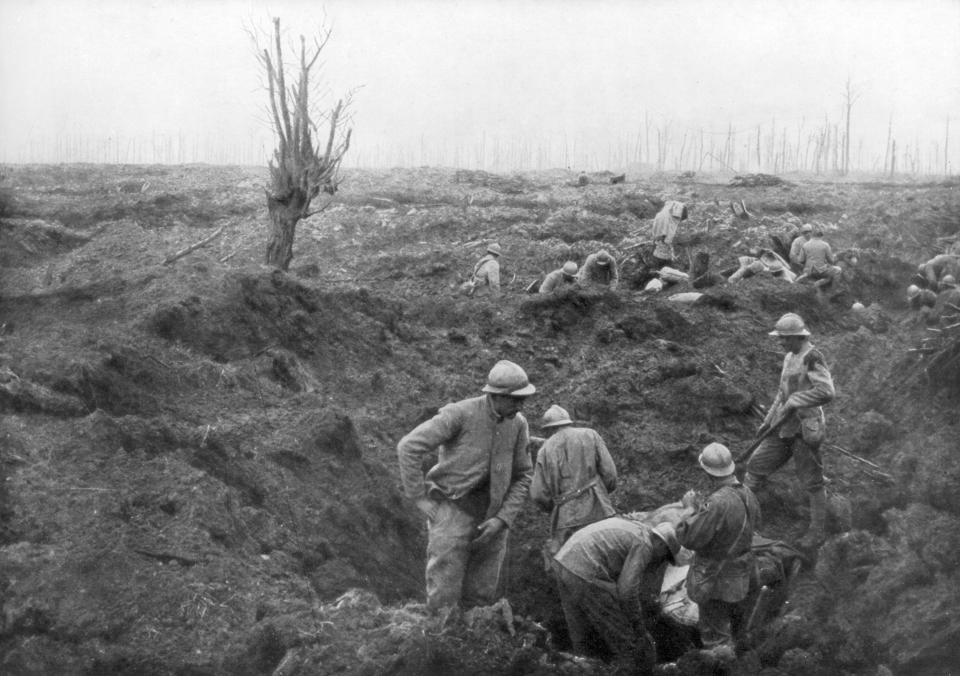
<box><xmin>1</xmin><ymin>164</ymin><xmax>958</xmax><ymax>675</ymax></box>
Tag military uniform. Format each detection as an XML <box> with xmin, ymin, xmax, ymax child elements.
<box><xmin>677</xmin><ymin>480</ymin><xmax>760</xmax><ymax>648</ymax></box>
<box><xmin>577</xmin><ymin>251</ymin><xmax>620</xmax><ymax>290</ymax></box>
<box><xmin>530</xmin><ymin>426</ymin><xmax>617</xmax><ymax>556</ymax></box>
<box><xmin>397</xmin><ymin>395</ymin><xmax>532</xmax><ymax>609</ymax></box>
<box><xmin>469</xmin><ymin>254</ymin><xmax>501</xmax><ymax>296</ymax></box>
<box><xmin>539</xmin><ymin>267</ymin><xmax>577</xmax><ymax>293</ymax></box>
<box><xmin>798</xmin><ymin>237</ymin><xmax>841</xmax><ymax>281</ymax></box>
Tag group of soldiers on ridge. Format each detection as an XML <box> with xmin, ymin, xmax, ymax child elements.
<box><xmin>396</xmin><ymin>307</ymin><xmax>833</xmax><ymax>670</ymax></box>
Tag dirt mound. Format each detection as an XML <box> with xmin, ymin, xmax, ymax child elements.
<box><xmin>2</xmin><ymin>164</ymin><xmax>959</xmax><ymax>675</ymax></box>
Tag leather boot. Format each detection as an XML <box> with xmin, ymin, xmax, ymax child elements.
<box><xmin>798</xmin><ymin>489</ymin><xmax>826</xmax><ymax>550</ymax></box>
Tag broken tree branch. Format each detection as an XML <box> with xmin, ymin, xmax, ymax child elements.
<box><xmin>162</xmin><ymin>225</ymin><xmax>225</xmax><ymax>265</ymax></box>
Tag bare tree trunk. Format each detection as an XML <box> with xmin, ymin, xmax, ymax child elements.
<box><xmin>890</xmin><ymin>139</ymin><xmax>897</xmax><ymax>177</ymax></box>
<box><xmin>946</xmin><ymin>117</ymin><xmax>951</xmax><ymax>175</ymax></box>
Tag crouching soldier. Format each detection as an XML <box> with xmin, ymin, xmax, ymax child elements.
<box><xmin>463</xmin><ymin>242</ymin><xmax>502</xmax><ymax>297</ymax></box>
<box><xmin>540</xmin><ymin>261</ymin><xmax>579</xmax><ymax>293</ymax></box>
<box><xmin>678</xmin><ymin>443</ymin><xmax>761</xmax><ymax>659</ymax></box>
<box><xmin>578</xmin><ymin>250</ymin><xmax>620</xmax><ymax>290</ymax></box>
<box><xmin>552</xmin><ymin>518</ymin><xmax>680</xmax><ymax>673</ymax></box>
<box><xmin>530</xmin><ymin>404</ymin><xmax>617</xmax><ymax>563</ymax></box>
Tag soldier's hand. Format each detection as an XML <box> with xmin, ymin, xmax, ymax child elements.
<box><xmin>472</xmin><ymin>517</ymin><xmax>506</xmax><ymax>548</ymax></box>
<box><xmin>681</xmin><ymin>489</ymin><xmax>700</xmax><ymax>509</ymax></box>
<box><xmin>415</xmin><ymin>497</ymin><xmax>440</xmax><ymax>521</ymax></box>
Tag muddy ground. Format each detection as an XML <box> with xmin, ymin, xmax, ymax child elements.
<box><xmin>1</xmin><ymin>164</ymin><xmax>958</xmax><ymax>675</ymax></box>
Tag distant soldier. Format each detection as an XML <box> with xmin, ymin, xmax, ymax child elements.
<box><xmin>530</xmin><ymin>405</ymin><xmax>618</xmax><ymax>560</ymax></box>
<box><xmin>677</xmin><ymin>443</ymin><xmax>761</xmax><ymax>659</ymax></box>
<box><xmin>744</xmin><ymin>313</ymin><xmax>835</xmax><ymax>551</ymax></box>
<box><xmin>577</xmin><ymin>249</ymin><xmax>620</xmax><ymax>290</ymax></box>
<box><xmin>796</xmin><ymin>229</ymin><xmax>841</xmax><ymax>287</ymax></box>
<box><xmin>539</xmin><ymin>261</ymin><xmax>579</xmax><ymax>294</ymax></box>
<box><xmin>464</xmin><ymin>242</ymin><xmax>502</xmax><ymax>297</ymax></box>
<box><xmin>788</xmin><ymin>223</ymin><xmax>814</xmax><ymax>269</ymax></box>
<box><xmin>728</xmin><ymin>249</ymin><xmax>796</xmax><ymax>283</ymax></box>
<box><xmin>651</xmin><ymin>200</ymin><xmax>688</xmax><ymax>268</ymax></box>
<box><xmin>918</xmin><ymin>254</ymin><xmax>960</xmax><ymax>290</ymax></box>
<box><xmin>552</xmin><ymin>518</ymin><xmax>680</xmax><ymax>673</ymax></box>
<box><xmin>933</xmin><ymin>275</ymin><xmax>960</xmax><ymax>323</ymax></box>
<box><xmin>907</xmin><ymin>284</ymin><xmax>937</xmax><ymax>310</ymax></box>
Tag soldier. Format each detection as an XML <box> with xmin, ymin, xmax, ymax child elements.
<box><xmin>744</xmin><ymin>313</ymin><xmax>835</xmax><ymax>550</ymax></box>
<box><xmin>788</xmin><ymin>223</ymin><xmax>814</xmax><ymax>270</ymax></box>
<box><xmin>918</xmin><ymin>254</ymin><xmax>960</xmax><ymax>290</ymax></box>
<box><xmin>577</xmin><ymin>249</ymin><xmax>620</xmax><ymax>290</ymax></box>
<box><xmin>907</xmin><ymin>284</ymin><xmax>937</xmax><ymax>310</ymax></box>
<box><xmin>933</xmin><ymin>275</ymin><xmax>960</xmax><ymax>323</ymax></box>
<box><xmin>396</xmin><ymin>360</ymin><xmax>535</xmax><ymax>610</ymax></box>
<box><xmin>651</xmin><ymin>200</ymin><xmax>689</xmax><ymax>268</ymax></box>
<box><xmin>552</xmin><ymin>518</ymin><xmax>680</xmax><ymax>673</ymax></box>
<box><xmin>539</xmin><ymin>261</ymin><xmax>579</xmax><ymax>294</ymax></box>
<box><xmin>530</xmin><ymin>404</ymin><xmax>618</xmax><ymax>561</ymax></box>
<box><xmin>796</xmin><ymin>229</ymin><xmax>841</xmax><ymax>287</ymax></box>
<box><xmin>464</xmin><ymin>242</ymin><xmax>502</xmax><ymax>297</ymax></box>
<box><xmin>677</xmin><ymin>443</ymin><xmax>761</xmax><ymax>658</ymax></box>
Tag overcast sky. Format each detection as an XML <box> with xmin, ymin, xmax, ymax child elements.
<box><xmin>1</xmin><ymin>0</ymin><xmax>958</xmax><ymax>171</ymax></box>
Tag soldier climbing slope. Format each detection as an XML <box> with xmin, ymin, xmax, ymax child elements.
<box><xmin>744</xmin><ymin>313</ymin><xmax>835</xmax><ymax>552</ymax></box>
<box><xmin>529</xmin><ymin>404</ymin><xmax>618</xmax><ymax>562</ymax></box>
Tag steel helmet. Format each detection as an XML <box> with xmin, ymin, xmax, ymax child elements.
<box><xmin>906</xmin><ymin>284</ymin><xmax>921</xmax><ymax>299</ymax></box>
<box><xmin>942</xmin><ymin>275</ymin><xmax>957</xmax><ymax>287</ymax></box>
<box><xmin>800</xmin><ymin>223</ymin><xmax>813</xmax><ymax>233</ymax></box>
<box><xmin>562</xmin><ymin>261</ymin><xmax>578</xmax><ymax>276</ymax></box>
<box><xmin>540</xmin><ymin>404</ymin><xmax>573</xmax><ymax>429</ymax></box>
<box><xmin>596</xmin><ymin>250</ymin><xmax>611</xmax><ymax>266</ymax></box>
<box><xmin>651</xmin><ymin>523</ymin><xmax>681</xmax><ymax>564</ymax></box>
<box><xmin>481</xmin><ymin>360</ymin><xmax>536</xmax><ymax>397</ymax></box>
<box><xmin>769</xmin><ymin>312</ymin><xmax>811</xmax><ymax>337</ymax></box>
<box><xmin>487</xmin><ymin>242</ymin><xmax>502</xmax><ymax>256</ymax></box>
<box><xmin>699</xmin><ymin>442</ymin><xmax>735</xmax><ymax>477</ymax></box>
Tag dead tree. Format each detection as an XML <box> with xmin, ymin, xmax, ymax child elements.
<box><xmin>258</xmin><ymin>17</ymin><xmax>352</xmax><ymax>270</ymax></box>
<box><xmin>842</xmin><ymin>78</ymin><xmax>861</xmax><ymax>175</ymax></box>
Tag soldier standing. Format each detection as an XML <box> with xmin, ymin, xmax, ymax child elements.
<box><xmin>744</xmin><ymin>313</ymin><xmax>835</xmax><ymax>550</ymax></box>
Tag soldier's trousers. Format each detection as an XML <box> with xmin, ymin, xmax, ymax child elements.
<box><xmin>425</xmin><ymin>499</ymin><xmax>507</xmax><ymax>610</ymax></box>
<box><xmin>698</xmin><ymin>599</ymin><xmax>747</xmax><ymax>648</ymax></box>
<box><xmin>551</xmin><ymin>561</ymin><xmax>655</xmax><ymax>673</ymax></box>
<box><xmin>746</xmin><ymin>433</ymin><xmax>824</xmax><ymax>492</ymax></box>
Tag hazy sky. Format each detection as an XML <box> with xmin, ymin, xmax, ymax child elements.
<box><xmin>1</xmin><ymin>0</ymin><xmax>958</xmax><ymax>171</ymax></box>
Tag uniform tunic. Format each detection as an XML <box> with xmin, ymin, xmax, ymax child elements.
<box><xmin>530</xmin><ymin>426</ymin><xmax>617</xmax><ymax>548</ymax></box>
<box><xmin>471</xmin><ymin>254</ymin><xmax>501</xmax><ymax>296</ymax></box>
<box><xmin>577</xmin><ymin>251</ymin><xmax>620</xmax><ymax>289</ymax></box>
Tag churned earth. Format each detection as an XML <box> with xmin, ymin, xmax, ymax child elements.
<box><xmin>0</xmin><ymin>163</ymin><xmax>958</xmax><ymax>675</ymax></box>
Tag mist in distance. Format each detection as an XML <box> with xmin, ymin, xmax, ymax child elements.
<box><xmin>1</xmin><ymin>0</ymin><xmax>958</xmax><ymax>174</ymax></box>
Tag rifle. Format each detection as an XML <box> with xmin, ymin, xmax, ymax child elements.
<box><xmin>734</xmin><ymin>411</ymin><xmax>786</xmax><ymax>464</ymax></box>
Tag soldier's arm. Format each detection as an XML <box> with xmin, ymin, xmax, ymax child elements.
<box><xmin>529</xmin><ymin>450</ymin><xmax>553</xmax><ymax>512</ymax></box>
<box><xmin>785</xmin><ymin>351</ymin><xmax>835</xmax><ymax>409</ymax></box>
<box><xmin>676</xmin><ymin>500</ymin><xmax>720</xmax><ymax>553</ymax></box>
<box><xmin>617</xmin><ymin>542</ymin><xmax>655</xmax><ymax>622</ymax></box>
<box><xmin>495</xmin><ymin>423</ymin><xmax>533</xmax><ymax>527</ymax></box>
<box><xmin>396</xmin><ymin>407</ymin><xmax>459</xmax><ymax>499</ymax></box>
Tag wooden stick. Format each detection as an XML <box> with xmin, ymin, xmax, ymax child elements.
<box><xmin>163</xmin><ymin>225</ymin><xmax>225</xmax><ymax>265</ymax></box>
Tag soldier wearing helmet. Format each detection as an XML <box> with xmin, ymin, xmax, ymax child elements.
<box><xmin>397</xmin><ymin>360</ymin><xmax>535</xmax><ymax>610</ymax></box>
<box><xmin>577</xmin><ymin>250</ymin><xmax>620</xmax><ymax>290</ymax></box>
<box><xmin>677</xmin><ymin>442</ymin><xmax>761</xmax><ymax>658</ymax></box>
<box><xmin>907</xmin><ymin>284</ymin><xmax>937</xmax><ymax>311</ymax></box>
<box><xmin>552</xmin><ymin>517</ymin><xmax>680</xmax><ymax>672</ymax></box>
<box><xmin>539</xmin><ymin>261</ymin><xmax>580</xmax><ymax>294</ymax></box>
<box><xmin>745</xmin><ymin>313</ymin><xmax>835</xmax><ymax>551</ymax></box>
<box><xmin>464</xmin><ymin>242</ymin><xmax>502</xmax><ymax>297</ymax></box>
<box><xmin>530</xmin><ymin>404</ymin><xmax>618</xmax><ymax>562</ymax></box>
